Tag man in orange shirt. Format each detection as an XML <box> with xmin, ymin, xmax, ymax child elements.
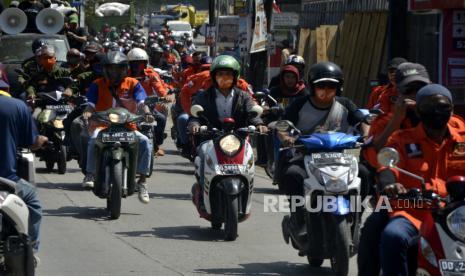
<box><xmin>83</xmin><ymin>51</ymin><xmax>154</xmax><ymax>204</ymax></box>
<box><xmin>358</xmin><ymin>84</ymin><xmax>465</xmax><ymax>276</ymax></box>
<box><xmin>366</xmin><ymin>57</ymin><xmax>407</xmax><ymax>110</ymax></box>
<box><xmin>177</xmin><ymin>52</ymin><xmax>204</xmax><ymax>88</ymax></box>
<box><xmin>127</xmin><ymin>48</ymin><xmax>169</xmax><ymax>156</ymax></box>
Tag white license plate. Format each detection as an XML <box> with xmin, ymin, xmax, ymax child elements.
<box><xmin>217</xmin><ymin>164</ymin><xmax>244</xmax><ymax>174</ymax></box>
<box><xmin>46</xmin><ymin>105</ymin><xmax>72</xmax><ymax>113</ymax></box>
<box><xmin>311</xmin><ymin>152</ymin><xmax>352</xmax><ymax>165</ymax></box>
<box><xmin>101</xmin><ymin>132</ymin><xmax>136</xmax><ymax>143</ymax></box>
<box><xmin>439</xmin><ymin>259</ymin><xmax>465</xmax><ymax>273</ymax></box>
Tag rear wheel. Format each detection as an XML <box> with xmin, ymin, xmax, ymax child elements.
<box><xmin>307</xmin><ymin>257</ymin><xmax>324</xmax><ymax>267</ymax></box>
<box><xmin>57</xmin><ymin>145</ymin><xmax>67</xmax><ymax>174</ymax></box>
<box><xmin>108</xmin><ymin>161</ymin><xmax>123</xmax><ymax>220</ymax></box>
<box><xmin>45</xmin><ymin>159</ymin><xmax>54</xmax><ymax>172</ymax></box>
<box><xmin>211</xmin><ymin>222</ymin><xmax>222</xmax><ymax>230</ymax></box>
<box><xmin>224</xmin><ymin>195</ymin><xmax>238</xmax><ymax>241</ymax></box>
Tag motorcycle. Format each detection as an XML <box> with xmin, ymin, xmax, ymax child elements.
<box><xmin>16</xmin><ymin>148</ymin><xmax>36</xmax><ymax>186</ymax></box>
<box><xmin>92</xmin><ymin>107</ymin><xmax>142</xmax><ymax>219</ymax></box>
<box><xmin>0</xmin><ymin>177</ymin><xmax>35</xmax><ymax>275</ymax></box>
<box><xmin>377</xmin><ymin>147</ymin><xmax>465</xmax><ymax>276</ymax></box>
<box><xmin>277</xmin><ymin>120</ymin><xmax>363</xmax><ymax>276</ymax></box>
<box><xmin>189</xmin><ymin>104</ymin><xmax>263</xmax><ymax>241</ymax></box>
<box><xmin>30</xmin><ymin>90</ymin><xmax>73</xmax><ymax>174</ymax></box>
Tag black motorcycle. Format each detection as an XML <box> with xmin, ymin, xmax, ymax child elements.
<box><xmin>92</xmin><ymin>107</ymin><xmax>142</xmax><ymax>219</ymax></box>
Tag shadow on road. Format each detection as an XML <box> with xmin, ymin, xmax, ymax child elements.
<box><xmin>193</xmin><ymin>261</ymin><xmax>333</xmax><ymax>275</ymax></box>
<box><xmin>116</xmin><ymin>225</ymin><xmax>226</xmax><ymax>242</ymax></box>
<box><xmin>36</xmin><ymin>168</ymin><xmax>82</xmax><ymax>174</ymax></box>
<box><xmin>149</xmin><ymin>193</ymin><xmax>191</xmax><ymax>200</ymax></box>
<box><xmin>253</xmin><ymin>187</ymin><xmax>282</xmax><ymax>195</ymax></box>
<box><xmin>43</xmin><ymin>206</ymin><xmax>141</xmax><ymax>221</ymax></box>
<box><xmin>38</xmin><ymin>182</ymin><xmax>84</xmax><ymax>191</ymax></box>
<box><xmin>154</xmin><ymin>168</ymin><xmax>194</xmax><ymax>175</ymax></box>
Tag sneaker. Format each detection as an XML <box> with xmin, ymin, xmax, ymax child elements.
<box><xmin>137</xmin><ymin>182</ymin><xmax>150</xmax><ymax>204</ymax></box>
<box><xmin>33</xmin><ymin>255</ymin><xmax>40</xmax><ymax>268</ymax></box>
<box><xmin>82</xmin><ymin>174</ymin><xmax>94</xmax><ymax>189</ymax></box>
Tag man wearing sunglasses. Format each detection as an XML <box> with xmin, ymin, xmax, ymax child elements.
<box><xmin>277</xmin><ymin>61</ymin><xmax>368</xmax><ymax>241</ymax></box>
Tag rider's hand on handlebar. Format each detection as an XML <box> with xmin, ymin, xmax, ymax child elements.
<box><xmin>63</xmin><ymin>88</ymin><xmax>73</xmax><ymax>97</ymax></box>
<box><xmin>190</xmin><ymin>124</ymin><xmax>200</xmax><ymax>135</ymax></box>
<box><xmin>257</xmin><ymin>125</ymin><xmax>268</xmax><ymax>134</ymax></box>
<box><xmin>145</xmin><ymin>114</ymin><xmax>155</xmax><ymax>123</ymax></box>
<box><xmin>383</xmin><ymin>183</ymin><xmax>408</xmax><ymax>197</ymax></box>
<box><xmin>282</xmin><ymin>136</ymin><xmax>296</xmax><ymax>147</ymax></box>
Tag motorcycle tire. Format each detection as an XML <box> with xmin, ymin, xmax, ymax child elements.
<box><xmin>108</xmin><ymin>161</ymin><xmax>123</xmax><ymax>220</ymax></box>
<box><xmin>170</xmin><ymin>126</ymin><xmax>177</xmax><ymax>143</ymax></box>
<box><xmin>211</xmin><ymin>222</ymin><xmax>222</xmax><ymax>230</ymax></box>
<box><xmin>45</xmin><ymin>159</ymin><xmax>54</xmax><ymax>172</ymax></box>
<box><xmin>330</xmin><ymin>216</ymin><xmax>351</xmax><ymax>276</ymax></box>
<box><xmin>224</xmin><ymin>195</ymin><xmax>238</xmax><ymax>241</ymax></box>
<box><xmin>307</xmin><ymin>257</ymin><xmax>324</xmax><ymax>267</ymax></box>
<box><xmin>147</xmin><ymin>154</ymin><xmax>154</xmax><ymax>178</ymax></box>
<box><xmin>265</xmin><ymin>161</ymin><xmax>274</xmax><ymax>179</ymax></box>
<box><xmin>57</xmin><ymin>145</ymin><xmax>67</xmax><ymax>174</ymax></box>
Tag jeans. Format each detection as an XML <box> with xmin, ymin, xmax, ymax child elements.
<box><xmin>281</xmin><ymin>162</ymin><xmax>307</xmax><ymax>225</ymax></box>
<box><xmin>357</xmin><ymin>210</ymin><xmax>389</xmax><ymax>276</ymax></box>
<box><xmin>152</xmin><ymin>109</ymin><xmax>166</xmax><ymax>146</ymax></box>
<box><xmin>86</xmin><ymin>130</ymin><xmax>153</xmax><ymax>175</ymax></box>
<box><xmin>177</xmin><ymin>113</ymin><xmax>190</xmax><ymax>145</ymax></box>
<box><xmin>380</xmin><ymin>216</ymin><xmax>419</xmax><ymax>276</ymax></box>
<box><xmin>16</xmin><ymin>179</ymin><xmax>42</xmax><ymax>252</ymax></box>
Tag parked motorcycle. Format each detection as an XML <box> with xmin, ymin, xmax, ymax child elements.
<box><xmin>190</xmin><ymin>104</ymin><xmax>263</xmax><ymax>241</ymax></box>
<box><xmin>377</xmin><ymin>147</ymin><xmax>465</xmax><ymax>276</ymax></box>
<box><xmin>30</xmin><ymin>90</ymin><xmax>73</xmax><ymax>174</ymax></box>
<box><xmin>277</xmin><ymin>120</ymin><xmax>363</xmax><ymax>276</ymax></box>
<box><xmin>0</xmin><ymin>177</ymin><xmax>35</xmax><ymax>275</ymax></box>
<box><xmin>92</xmin><ymin>107</ymin><xmax>142</xmax><ymax>219</ymax></box>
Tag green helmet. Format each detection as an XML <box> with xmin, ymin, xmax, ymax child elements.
<box><xmin>210</xmin><ymin>55</ymin><xmax>241</xmax><ymax>79</ymax></box>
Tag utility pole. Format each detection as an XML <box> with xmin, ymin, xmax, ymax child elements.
<box><xmin>208</xmin><ymin>0</ymin><xmax>216</xmax><ymax>55</ymax></box>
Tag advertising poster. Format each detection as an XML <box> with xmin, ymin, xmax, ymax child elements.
<box><xmin>216</xmin><ymin>15</ymin><xmax>240</xmax><ymax>51</ymax></box>
<box><xmin>250</xmin><ymin>0</ymin><xmax>267</xmax><ymax>53</ymax></box>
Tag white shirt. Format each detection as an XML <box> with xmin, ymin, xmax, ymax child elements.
<box><xmin>215</xmin><ymin>89</ymin><xmax>235</xmax><ymax>120</ymax></box>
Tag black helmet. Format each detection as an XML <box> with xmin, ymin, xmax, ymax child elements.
<box><xmin>103</xmin><ymin>51</ymin><xmax>128</xmax><ymax>66</ymax></box>
<box><xmin>103</xmin><ymin>51</ymin><xmax>128</xmax><ymax>84</ymax></box>
<box><xmin>308</xmin><ymin>62</ymin><xmax>344</xmax><ymax>95</ymax></box>
<box><xmin>200</xmin><ymin>55</ymin><xmax>212</xmax><ymax>65</ymax></box>
<box><xmin>32</xmin><ymin>38</ymin><xmax>48</xmax><ymax>54</ymax></box>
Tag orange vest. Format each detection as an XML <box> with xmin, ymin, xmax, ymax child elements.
<box><xmin>94</xmin><ymin>77</ymin><xmax>140</xmax><ymax>113</ymax></box>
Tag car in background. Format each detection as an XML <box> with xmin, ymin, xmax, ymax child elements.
<box><xmin>166</xmin><ymin>20</ymin><xmax>193</xmax><ymax>40</ymax></box>
<box><xmin>0</xmin><ymin>33</ymin><xmax>70</xmax><ymax>97</ymax></box>
<box><xmin>149</xmin><ymin>14</ymin><xmax>177</xmax><ymax>32</ymax></box>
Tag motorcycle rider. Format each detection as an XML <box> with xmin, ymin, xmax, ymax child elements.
<box><xmin>82</xmin><ymin>51</ymin><xmax>154</xmax><ymax>204</ymax></box>
<box><xmin>187</xmin><ymin>55</ymin><xmax>267</xmax><ymax>186</ymax></box>
<box><xmin>149</xmin><ymin>44</ymin><xmax>164</xmax><ymax>69</ymax></box>
<box><xmin>357</xmin><ymin>84</ymin><xmax>465</xmax><ymax>276</ymax></box>
<box><xmin>83</xmin><ymin>42</ymin><xmax>103</xmax><ymax>70</ymax></box>
<box><xmin>0</xmin><ymin>93</ymin><xmax>48</xmax><ymax>257</ymax></box>
<box><xmin>25</xmin><ymin>45</ymin><xmax>70</xmax><ymax>99</ymax></box>
<box><xmin>278</xmin><ymin>62</ymin><xmax>368</xmax><ymax>241</ymax></box>
<box><xmin>127</xmin><ymin>47</ymin><xmax>170</xmax><ymax>156</ymax></box>
<box><xmin>64</xmin><ymin>48</ymin><xmax>86</xmax><ymax>79</ymax></box>
<box><xmin>177</xmin><ymin>52</ymin><xmax>204</xmax><ymax>88</ymax></box>
<box><xmin>269</xmin><ymin>55</ymin><xmax>306</xmax><ymax>88</ymax></box>
<box><xmin>185</xmin><ymin>37</ymin><xmax>196</xmax><ymax>55</ymax></box>
<box><xmin>18</xmin><ymin>39</ymin><xmax>48</xmax><ymax>92</ymax></box>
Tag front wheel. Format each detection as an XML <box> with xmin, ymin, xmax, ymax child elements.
<box><xmin>45</xmin><ymin>159</ymin><xmax>54</xmax><ymax>172</ymax></box>
<box><xmin>307</xmin><ymin>257</ymin><xmax>324</xmax><ymax>267</ymax></box>
<box><xmin>330</xmin><ymin>216</ymin><xmax>351</xmax><ymax>276</ymax></box>
<box><xmin>108</xmin><ymin>161</ymin><xmax>123</xmax><ymax>220</ymax></box>
<box><xmin>224</xmin><ymin>195</ymin><xmax>238</xmax><ymax>241</ymax></box>
<box><xmin>57</xmin><ymin>145</ymin><xmax>67</xmax><ymax>174</ymax></box>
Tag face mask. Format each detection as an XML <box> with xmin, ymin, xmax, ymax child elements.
<box><xmin>215</xmin><ymin>75</ymin><xmax>234</xmax><ymax>90</ymax></box>
<box><xmin>130</xmin><ymin>63</ymin><xmax>146</xmax><ymax>77</ymax></box>
<box><xmin>314</xmin><ymin>88</ymin><xmax>335</xmax><ymax>105</ymax></box>
<box><xmin>39</xmin><ymin>57</ymin><xmax>56</xmax><ymax>72</ymax></box>
<box><xmin>419</xmin><ymin>109</ymin><xmax>451</xmax><ymax>130</ymax></box>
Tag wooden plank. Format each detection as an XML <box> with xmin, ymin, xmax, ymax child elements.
<box><xmin>303</xmin><ymin>30</ymin><xmax>317</xmax><ymax>77</ymax></box>
<box><xmin>342</xmin><ymin>12</ymin><xmax>364</xmax><ymax>99</ymax></box>
<box><xmin>298</xmin><ymin>28</ymin><xmax>311</xmax><ymax>57</ymax></box>
<box><xmin>326</xmin><ymin>25</ymin><xmax>339</xmax><ymax>62</ymax></box>
<box><xmin>369</xmin><ymin>12</ymin><xmax>389</xmax><ymax>81</ymax></box>
<box><xmin>336</xmin><ymin>13</ymin><xmax>355</xmax><ymax>71</ymax></box>
<box><xmin>316</xmin><ymin>26</ymin><xmax>328</xmax><ymax>62</ymax></box>
<box><xmin>355</xmin><ymin>12</ymin><xmax>381</xmax><ymax>106</ymax></box>
<box><xmin>334</xmin><ymin>19</ymin><xmax>346</xmax><ymax>65</ymax></box>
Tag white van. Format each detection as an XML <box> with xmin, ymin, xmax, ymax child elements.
<box><xmin>166</xmin><ymin>20</ymin><xmax>193</xmax><ymax>39</ymax></box>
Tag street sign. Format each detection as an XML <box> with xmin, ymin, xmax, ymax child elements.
<box><xmin>271</xmin><ymin>12</ymin><xmax>299</xmax><ymax>31</ymax></box>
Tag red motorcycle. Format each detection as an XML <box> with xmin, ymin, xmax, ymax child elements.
<box><xmin>378</xmin><ymin>148</ymin><xmax>465</xmax><ymax>276</ymax></box>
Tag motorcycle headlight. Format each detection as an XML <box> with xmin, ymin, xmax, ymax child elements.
<box><xmin>108</xmin><ymin>113</ymin><xmax>122</xmax><ymax>123</ymax></box>
<box><xmin>420</xmin><ymin>237</ymin><xmax>438</xmax><ymax>268</ymax></box>
<box><xmin>219</xmin><ymin>135</ymin><xmax>241</xmax><ymax>156</ymax></box>
<box><xmin>313</xmin><ymin>169</ymin><xmax>349</xmax><ymax>193</ymax></box>
<box><xmin>447</xmin><ymin>205</ymin><xmax>465</xmax><ymax>243</ymax></box>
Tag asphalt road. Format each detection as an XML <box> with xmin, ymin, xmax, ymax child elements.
<box><xmin>34</xmin><ymin>135</ymin><xmax>359</xmax><ymax>276</ymax></box>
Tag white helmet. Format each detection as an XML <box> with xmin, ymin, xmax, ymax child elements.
<box><xmin>127</xmin><ymin>47</ymin><xmax>149</xmax><ymax>62</ymax></box>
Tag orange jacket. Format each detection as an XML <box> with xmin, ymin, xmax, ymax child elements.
<box><xmin>138</xmin><ymin>68</ymin><xmax>168</xmax><ymax>97</ymax></box>
<box><xmin>384</xmin><ymin>116</ymin><xmax>465</xmax><ymax>229</ymax></box>
<box><xmin>367</xmin><ymin>85</ymin><xmax>387</xmax><ymax>109</ymax></box>
<box><xmin>177</xmin><ymin>65</ymin><xmax>202</xmax><ymax>88</ymax></box>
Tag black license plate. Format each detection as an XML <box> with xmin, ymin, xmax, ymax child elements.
<box><xmin>101</xmin><ymin>132</ymin><xmax>136</xmax><ymax>143</ymax></box>
<box><xmin>439</xmin><ymin>260</ymin><xmax>465</xmax><ymax>273</ymax></box>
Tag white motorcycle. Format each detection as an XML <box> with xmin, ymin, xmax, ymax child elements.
<box><xmin>0</xmin><ymin>177</ymin><xmax>35</xmax><ymax>275</ymax></box>
<box><xmin>277</xmin><ymin>120</ymin><xmax>363</xmax><ymax>276</ymax></box>
<box><xmin>190</xmin><ymin>104</ymin><xmax>263</xmax><ymax>241</ymax></box>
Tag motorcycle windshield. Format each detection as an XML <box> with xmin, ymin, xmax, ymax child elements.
<box><xmin>298</xmin><ymin>132</ymin><xmax>359</xmax><ymax>151</ymax></box>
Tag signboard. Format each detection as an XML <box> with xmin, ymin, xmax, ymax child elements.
<box><xmin>234</xmin><ymin>0</ymin><xmax>247</xmax><ymax>15</ymax></box>
<box><xmin>271</xmin><ymin>12</ymin><xmax>299</xmax><ymax>30</ymax></box>
<box><xmin>442</xmin><ymin>9</ymin><xmax>465</xmax><ymax>103</ymax></box>
<box><xmin>409</xmin><ymin>0</ymin><xmax>465</xmax><ymax>10</ymax></box>
<box><xmin>216</xmin><ymin>16</ymin><xmax>240</xmax><ymax>51</ymax></box>
<box><xmin>250</xmin><ymin>0</ymin><xmax>267</xmax><ymax>53</ymax></box>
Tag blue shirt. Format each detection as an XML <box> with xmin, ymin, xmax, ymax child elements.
<box><xmin>0</xmin><ymin>96</ymin><xmax>38</xmax><ymax>181</ymax></box>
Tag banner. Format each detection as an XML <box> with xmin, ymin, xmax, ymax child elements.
<box><xmin>216</xmin><ymin>16</ymin><xmax>240</xmax><ymax>52</ymax></box>
<box><xmin>250</xmin><ymin>0</ymin><xmax>267</xmax><ymax>53</ymax></box>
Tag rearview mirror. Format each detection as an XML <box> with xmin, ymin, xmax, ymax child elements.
<box><xmin>377</xmin><ymin>147</ymin><xmax>400</xmax><ymax>168</ymax></box>
<box><xmin>190</xmin><ymin>105</ymin><xmax>204</xmax><ymax>118</ymax></box>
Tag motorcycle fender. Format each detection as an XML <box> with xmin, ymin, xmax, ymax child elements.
<box><xmin>332</xmin><ymin>196</ymin><xmax>350</xmax><ymax>216</ymax></box>
<box><xmin>218</xmin><ymin>177</ymin><xmax>243</xmax><ymax>195</ymax></box>
<box><xmin>112</xmin><ymin>147</ymin><xmax>124</xmax><ymax>161</ymax></box>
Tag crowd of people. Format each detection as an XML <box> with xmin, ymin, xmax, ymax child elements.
<box><xmin>0</xmin><ymin>4</ymin><xmax>464</xmax><ymax>274</ymax></box>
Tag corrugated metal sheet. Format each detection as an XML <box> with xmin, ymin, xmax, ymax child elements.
<box><xmin>300</xmin><ymin>0</ymin><xmax>389</xmax><ymax>28</ymax></box>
